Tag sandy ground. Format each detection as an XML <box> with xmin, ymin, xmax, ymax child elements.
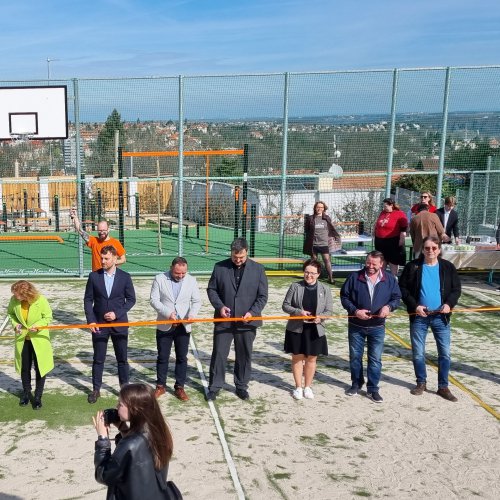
<box><xmin>0</xmin><ymin>275</ymin><xmax>499</xmax><ymax>500</ymax></box>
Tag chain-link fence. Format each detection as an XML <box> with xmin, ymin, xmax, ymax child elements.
<box><xmin>0</xmin><ymin>66</ymin><xmax>499</xmax><ymax>276</ymax></box>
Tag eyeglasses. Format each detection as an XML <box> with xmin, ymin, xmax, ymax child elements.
<box><xmin>423</xmin><ymin>246</ymin><xmax>439</xmax><ymax>251</ymax></box>
<box><xmin>304</xmin><ymin>271</ymin><xmax>319</xmax><ymax>276</ymax></box>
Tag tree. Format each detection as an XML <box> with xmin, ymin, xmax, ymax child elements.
<box><xmin>88</xmin><ymin>109</ymin><xmax>126</xmax><ymax>176</ymax></box>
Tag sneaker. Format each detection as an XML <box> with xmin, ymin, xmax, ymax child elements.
<box><xmin>346</xmin><ymin>385</ymin><xmax>360</xmax><ymax>396</ymax></box>
<box><xmin>174</xmin><ymin>386</ymin><xmax>189</xmax><ymax>401</ymax></box>
<box><xmin>19</xmin><ymin>390</ymin><xmax>31</xmax><ymax>406</ymax></box>
<box><xmin>303</xmin><ymin>387</ymin><xmax>314</xmax><ymax>399</ymax></box>
<box><xmin>292</xmin><ymin>387</ymin><xmax>303</xmax><ymax>400</ymax></box>
<box><xmin>154</xmin><ymin>385</ymin><xmax>166</xmax><ymax>399</ymax></box>
<box><xmin>437</xmin><ymin>387</ymin><xmax>458</xmax><ymax>402</ymax></box>
<box><xmin>205</xmin><ymin>390</ymin><xmax>219</xmax><ymax>401</ymax></box>
<box><xmin>87</xmin><ymin>390</ymin><xmax>100</xmax><ymax>404</ymax></box>
<box><xmin>410</xmin><ymin>383</ymin><xmax>427</xmax><ymax>396</ymax></box>
<box><xmin>235</xmin><ymin>389</ymin><xmax>250</xmax><ymax>400</ymax></box>
<box><xmin>367</xmin><ymin>392</ymin><xmax>383</xmax><ymax>403</ymax></box>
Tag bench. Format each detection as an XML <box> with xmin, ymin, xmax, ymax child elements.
<box><xmin>0</xmin><ymin>235</ymin><xmax>64</xmax><ymax>243</ymax></box>
<box><xmin>160</xmin><ymin>217</ymin><xmax>199</xmax><ymax>238</ymax></box>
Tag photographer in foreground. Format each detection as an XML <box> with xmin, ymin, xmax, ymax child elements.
<box><xmin>92</xmin><ymin>383</ymin><xmax>175</xmax><ymax>499</ymax></box>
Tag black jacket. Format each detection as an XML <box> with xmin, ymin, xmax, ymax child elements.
<box><xmin>398</xmin><ymin>257</ymin><xmax>461</xmax><ymax>322</ymax></box>
<box><xmin>303</xmin><ymin>213</ymin><xmax>340</xmax><ymax>255</ymax></box>
<box><xmin>436</xmin><ymin>207</ymin><xmax>460</xmax><ymax>239</ymax></box>
<box><xmin>95</xmin><ymin>432</ymin><xmax>169</xmax><ymax>500</ymax></box>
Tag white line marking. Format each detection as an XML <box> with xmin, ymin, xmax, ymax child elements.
<box><xmin>189</xmin><ymin>334</ymin><xmax>245</xmax><ymax>500</ymax></box>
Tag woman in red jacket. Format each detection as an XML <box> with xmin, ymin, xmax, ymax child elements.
<box><xmin>410</xmin><ymin>191</ymin><xmax>437</xmax><ymax>215</ymax></box>
<box><xmin>374</xmin><ymin>198</ymin><xmax>408</xmax><ymax>275</ymax></box>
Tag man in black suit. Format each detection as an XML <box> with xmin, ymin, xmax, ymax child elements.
<box><xmin>84</xmin><ymin>245</ymin><xmax>136</xmax><ymax>403</ymax></box>
<box><xmin>206</xmin><ymin>238</ymin><xmax>268</xmax><ymax>401</ymax></box>
<box><xmin>436</xmin><ymin>196</ymin><xmax>460</xmax><ymax>245</ymax></box>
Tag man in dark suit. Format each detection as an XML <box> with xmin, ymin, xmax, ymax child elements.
<box><xmin>206</xmin><ymin>238</ymin><xmax>268</xmax><ymax>401</ymax></box>
<box><xmin>84</xmin><ymin>245</ymin><xmax>136</xmax><ymax>403</ymax></box>
<box><xmin>436</xmin><ymin>196</ymin><xmax>460</xmax><ymax>245</ymax></box>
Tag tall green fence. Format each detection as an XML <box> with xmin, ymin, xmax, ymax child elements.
<box><xmin>0</xmin><ymin>66</ymin><xmax>499</xmax><ymax>276</ymax></box>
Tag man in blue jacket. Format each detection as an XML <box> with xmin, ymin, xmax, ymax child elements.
<box><xmin>340</xmin><ymin>250</ymin><xmax>401</xmax><ymax>403</ymax></box>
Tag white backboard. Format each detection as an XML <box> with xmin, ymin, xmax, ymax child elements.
<box><xmin>0</xmin><ymin>85</ymin><xmax>68</xmax><ymax>140</ymax></box>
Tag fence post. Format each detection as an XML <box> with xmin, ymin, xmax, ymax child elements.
<box><xmin>135</xmin><ymin>192</ymin><xmax>140</xmax><ymax>229</ymax></box>
<box><xmin>436</xmin><ymin>67</ymin><xmax>451</xmax><ymax>203</ymax></box>
<box><xmin>483</xmin><ymin>156</ymin><xmax>492</xmax><ymax>225</ymax></box>
<box><xmin>97</xmin><ymin>188</ymin><xmax>102</xmax><ymax>221</ymax></box>
<box><xmin>90</xmin><ymin>200</ymin><xmax>96</xmax><ymax>231</ymax></box>
<box><xmin>178</xmin><ymin>74</ymin><xmax>185</xmax><ymax>256</ymax></box>
<box><xmin>54</xmin><ymin>195</ymin><xmax>60</xmax><ymax>232</ymax></box>
<box><xmin>466</xmin><ymin>172</ymin><xmax>474</xmax><ymax>238</ymax></box>
<box><xmin>73</xmin><ymin>78</ymin><xmax>84</xmax><ymax>278</ymax></box>
<box><xmin>385</xmin><ymin>69</ymin><xmax>399</xmax><ymax>198</ymax></box>
<box><xmin>23</xmin><ymin>189</ymin><xmax>28</xmax><ymax>231</ymax></box>
<box><xmin>278</xmin><ymin>72</ymin><xmax>290</xmax><ymax>258</ymax></box>
<box><xmin>118</xmin><ymin>146</ymin><xmax>125</xmax><ymax>245</ymax></box>
<box><xmin>249</xmin><ymin>204</ymin><xmax>256</xmax><ymax>257</ymax></box>
<box><xmin>233</xmin><ymin>186</ymin><xmax>240</xmax><ymax>239</ymax></box>
<box><xmin>242</xmin><ymin>144</ymin><xmax>248</xmax><ymax>239</ymax></box>
<box><xmin>2</xmin><ymin>202</ymin><xmax>7</xmax><ymax>232</ymax></box>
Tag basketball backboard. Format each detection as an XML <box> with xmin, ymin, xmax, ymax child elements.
<box><xmin>0</xmin><ymin>85</ymin><xmax>68</xmax><ymax>140</ymax></box>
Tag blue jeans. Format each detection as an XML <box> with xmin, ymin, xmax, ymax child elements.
<box><xmin>410</xmin><ymin>315</ymin><xmax>451</xmax><ymax>389</ymax></box>
<box><xmin>348</xmin><ymin>323</ymin><xmax>385</xmax><ymax>393</ymax></box>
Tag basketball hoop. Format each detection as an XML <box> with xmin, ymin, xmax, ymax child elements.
<box><xmin>9</xmin><ymin>132</ymin><xmax>34</xmax><ymax>144</ymax></box>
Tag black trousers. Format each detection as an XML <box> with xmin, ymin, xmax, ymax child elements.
<box><xmin>21</xmin><ymin>341</ymin><xmax>45</xmax><ymax>398</ymax></box>
<box><xmin>156</xmin><ymin>325</ymin><xmax>190</xmax><ymax>388</ymax></box>
<box><xmin>208</xmin><ymin>328</ymin><xmax>256</xmax><ymax>392</ymax></box>
<box><xmin>91</xmin><ymin>330</ymin><xmax>129</xmax><ymax>391</ymax></box>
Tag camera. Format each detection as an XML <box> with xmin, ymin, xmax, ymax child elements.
<box><xmin>103</xmin><ymin>408</ymin><xmax>120</xmax><ymax>426</ymax></box>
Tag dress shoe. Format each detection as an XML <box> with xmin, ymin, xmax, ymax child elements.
<box><xmin>437</xmin><ymin>387</ymin><xmax>458</xmax><ymax>402</ymax></box>
<box><xmin>410</xmin><ymin>383</ymin><xmax>427</xmax><ymax>395</ymax></box>
<box><xmin>33</xmin><ymin>398</ymin><xmax>42</xmax><ymax>410</ymax></box>
<box><xmin>87</xmin><ymin>390</ymin><xmax>101</xmax><ymax>404</ymax></box>
<box><xmin>154</xmin><ymin>385</ymin><xmax>166</xmax><ymax>399</ymax></box>
<box><xmin>205</xmin><ymin>390</ymin><xmax>219</xmax><ymax>401</ymax></box>
<box><xmin>19</xmin><ymin>391</ymin><xmax>31</xmax><ymax>406</ymax></box>
<box><xmin>174</xmin><ymin>386</ymin><xmax>189</xmax><ymax>401</ymax></box>
<box><xmin>235</xmin><ymin>389</ymin><xmax>250</xmax><ymax>400</ymax></box>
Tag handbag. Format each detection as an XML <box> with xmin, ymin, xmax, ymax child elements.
<box><xmin>328</xmin><ymin>235</ymin><xmax>342</xmax><ymax>253</ymax></box>
<box><xmin>165</xmin><ymin>480</ymin><xmax>183</xmax><ymax>500</ymax></box>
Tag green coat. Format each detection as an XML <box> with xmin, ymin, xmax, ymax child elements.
<box><xmin>7</xmin><ymin>294</ymin><xmax>54</xmax><ymax>377</ymax></box>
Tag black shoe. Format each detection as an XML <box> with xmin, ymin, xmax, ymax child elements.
<box><xmin>19</xmin><ymin>391</ymin><xmax>31</xmax><ymax>406</ymax></box>
<box><xmin>235</xmin><ymin>389</ymin><xmax>250</xmax><ymax>400</ymax></box>
<box><xmin>87</xmin><ymin>390</ymin><xmax>100</xmax><ymax>404</ymax></box>
<box><xmin>205</xmin><ymin>390</ymin><xmax>219</xmax><ymax>401</ymax></box>
<box><xmin>367</xmin><ymin>391</ymin><xmax>383</xmax><ymax>403</ymax></box>
<box><xmin>33</xmin><ymin>398</ymin><xmax>42</xmax><ymax>410</ymax></box>
<box><xmin>346</xmin><ymin>385</ymin><xmax>360</xmax><ymax>397</ymax></box>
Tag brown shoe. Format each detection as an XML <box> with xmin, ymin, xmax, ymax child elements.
<box><xmin>154</xmin><ymin>385</ymin><xmax>166</xmax><ymax>399</ymax></box>
<box><xmin>174</xmin><ymin>386</ymin><xmax>189</xmax><ymax>401</ymax></box>
<box><xmin>410</xmin><ymin>383</ymin><xmax>427</xmax><ymax>395</ymax></box>
<box><xmin>437</xmin><ymin>387</ymin><xmax>458</xmax><ymax>402</ymax></box>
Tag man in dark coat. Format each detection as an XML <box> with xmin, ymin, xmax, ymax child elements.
<box><xmin>436</xmin><ymin>196</ymin><xmax>460</xmax><ymax>244</ymax></box>
<box><xmin>206</xmin><ymin>238</ymin><xmax>268</xmax><ymax>401</ymax></box>
<box><xmin>84</xmin><ymin>245</ymin><xmax>136</xmax><ymax>403</ymax></box>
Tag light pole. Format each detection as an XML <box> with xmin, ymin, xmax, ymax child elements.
<box><xmin>46</xmin><ymin>57</ymin><xmax>59</xmax><ymax>82</ymax></box>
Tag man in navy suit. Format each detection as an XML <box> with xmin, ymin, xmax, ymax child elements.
<box><xmin>436</xmin><ymin>196</ymin><xmax>460</xmax><ymax>245</ymax></box>
<box><xmin>206</xmin><ymin>238</ymin><xmax>268</xmax><ymax>401</ymax></box>
<box><xmin>84</xmin><ymin>245</ymin><xmax>136</xmax><ymax>403</ymax></box>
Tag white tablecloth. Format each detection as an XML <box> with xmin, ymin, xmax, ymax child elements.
<box><xmin>441</xmin><ymin>250</ymin><xmax>500</xmax><ymax>270</ymax></box>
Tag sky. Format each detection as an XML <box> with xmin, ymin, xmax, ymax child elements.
<box><xmin>1</xmin><ymin>0</ymin><xmax>500</xmax><ymax>80</ymax></box>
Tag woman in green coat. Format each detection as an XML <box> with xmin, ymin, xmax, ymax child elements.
<box><xmin>7</xmin><ymin>280</ymin><xmax>54</xmax><ymax>409</ymax></box>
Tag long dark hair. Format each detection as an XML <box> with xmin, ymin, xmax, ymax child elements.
<box><xmin>120</xmin><ymin>383</ymin><xmax>173</xmax><ymax>470</ymax></box>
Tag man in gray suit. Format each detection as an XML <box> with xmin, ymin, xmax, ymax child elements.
<box><xmin>206</xmin><ymin>238</ymin><xmax>268</xmax><ymax>401</ymax></box>
<box><xmin>150</xmin><ymin>256</ymin><xmax>201</xmax><ymax>401</ymax></box>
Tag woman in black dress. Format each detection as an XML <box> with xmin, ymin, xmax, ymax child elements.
<box><xmin>282</xmin><ymin>259</ymin><xmax>334</xmax><ymax>400</ymax></box>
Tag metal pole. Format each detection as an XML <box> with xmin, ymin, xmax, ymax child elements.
<box><xmin>483</xmin><ymin>156</ymin><xmax>492</xmax><ymax>225</ymax></box>
<box><xmin>385</xmin><ymin>69</ymin><xmax>399</xmax><ymax>198</ymax></box>
<box><xmin>278</xmin><ymin>72</ymin><xmax>290</xmax><ymax>258</ymax></box>
<box><xmin>178</xmin><ymin>75</ymin><xmax>184</xmax><ymax>256</ymax></box>
<box><xmin>436</xmin><ymin>67</ymin><xmax>452</xmax><ymax>203</ymax></box>
<box><xmin>118</xmin><ymin>147</ymin><xmax>125</xmax><ymax>245</ymax></box>
<box><xmin>466</xmin><ymin>172</ymin><xmax>474</xmax><ymax>237</ymax></box>
<box><xmin>241</xmin><ymin>144</ymin><xmax>249</xmax><ymax>239</ymax></box>
<box><xmin>156</xmin><ymin>159</ymin><xmax>162</xmax><ymax>255</ymax></box>
<box><xmin>73</xmin><ymin>78</ymin><xmax>84</xmax><ymax>277</ymax></box>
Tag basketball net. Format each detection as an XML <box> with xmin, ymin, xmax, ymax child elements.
<box><xmin>9</xmin><ymin>132</ymin><xmax>34</xmax><ymax>144</ymax></box>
